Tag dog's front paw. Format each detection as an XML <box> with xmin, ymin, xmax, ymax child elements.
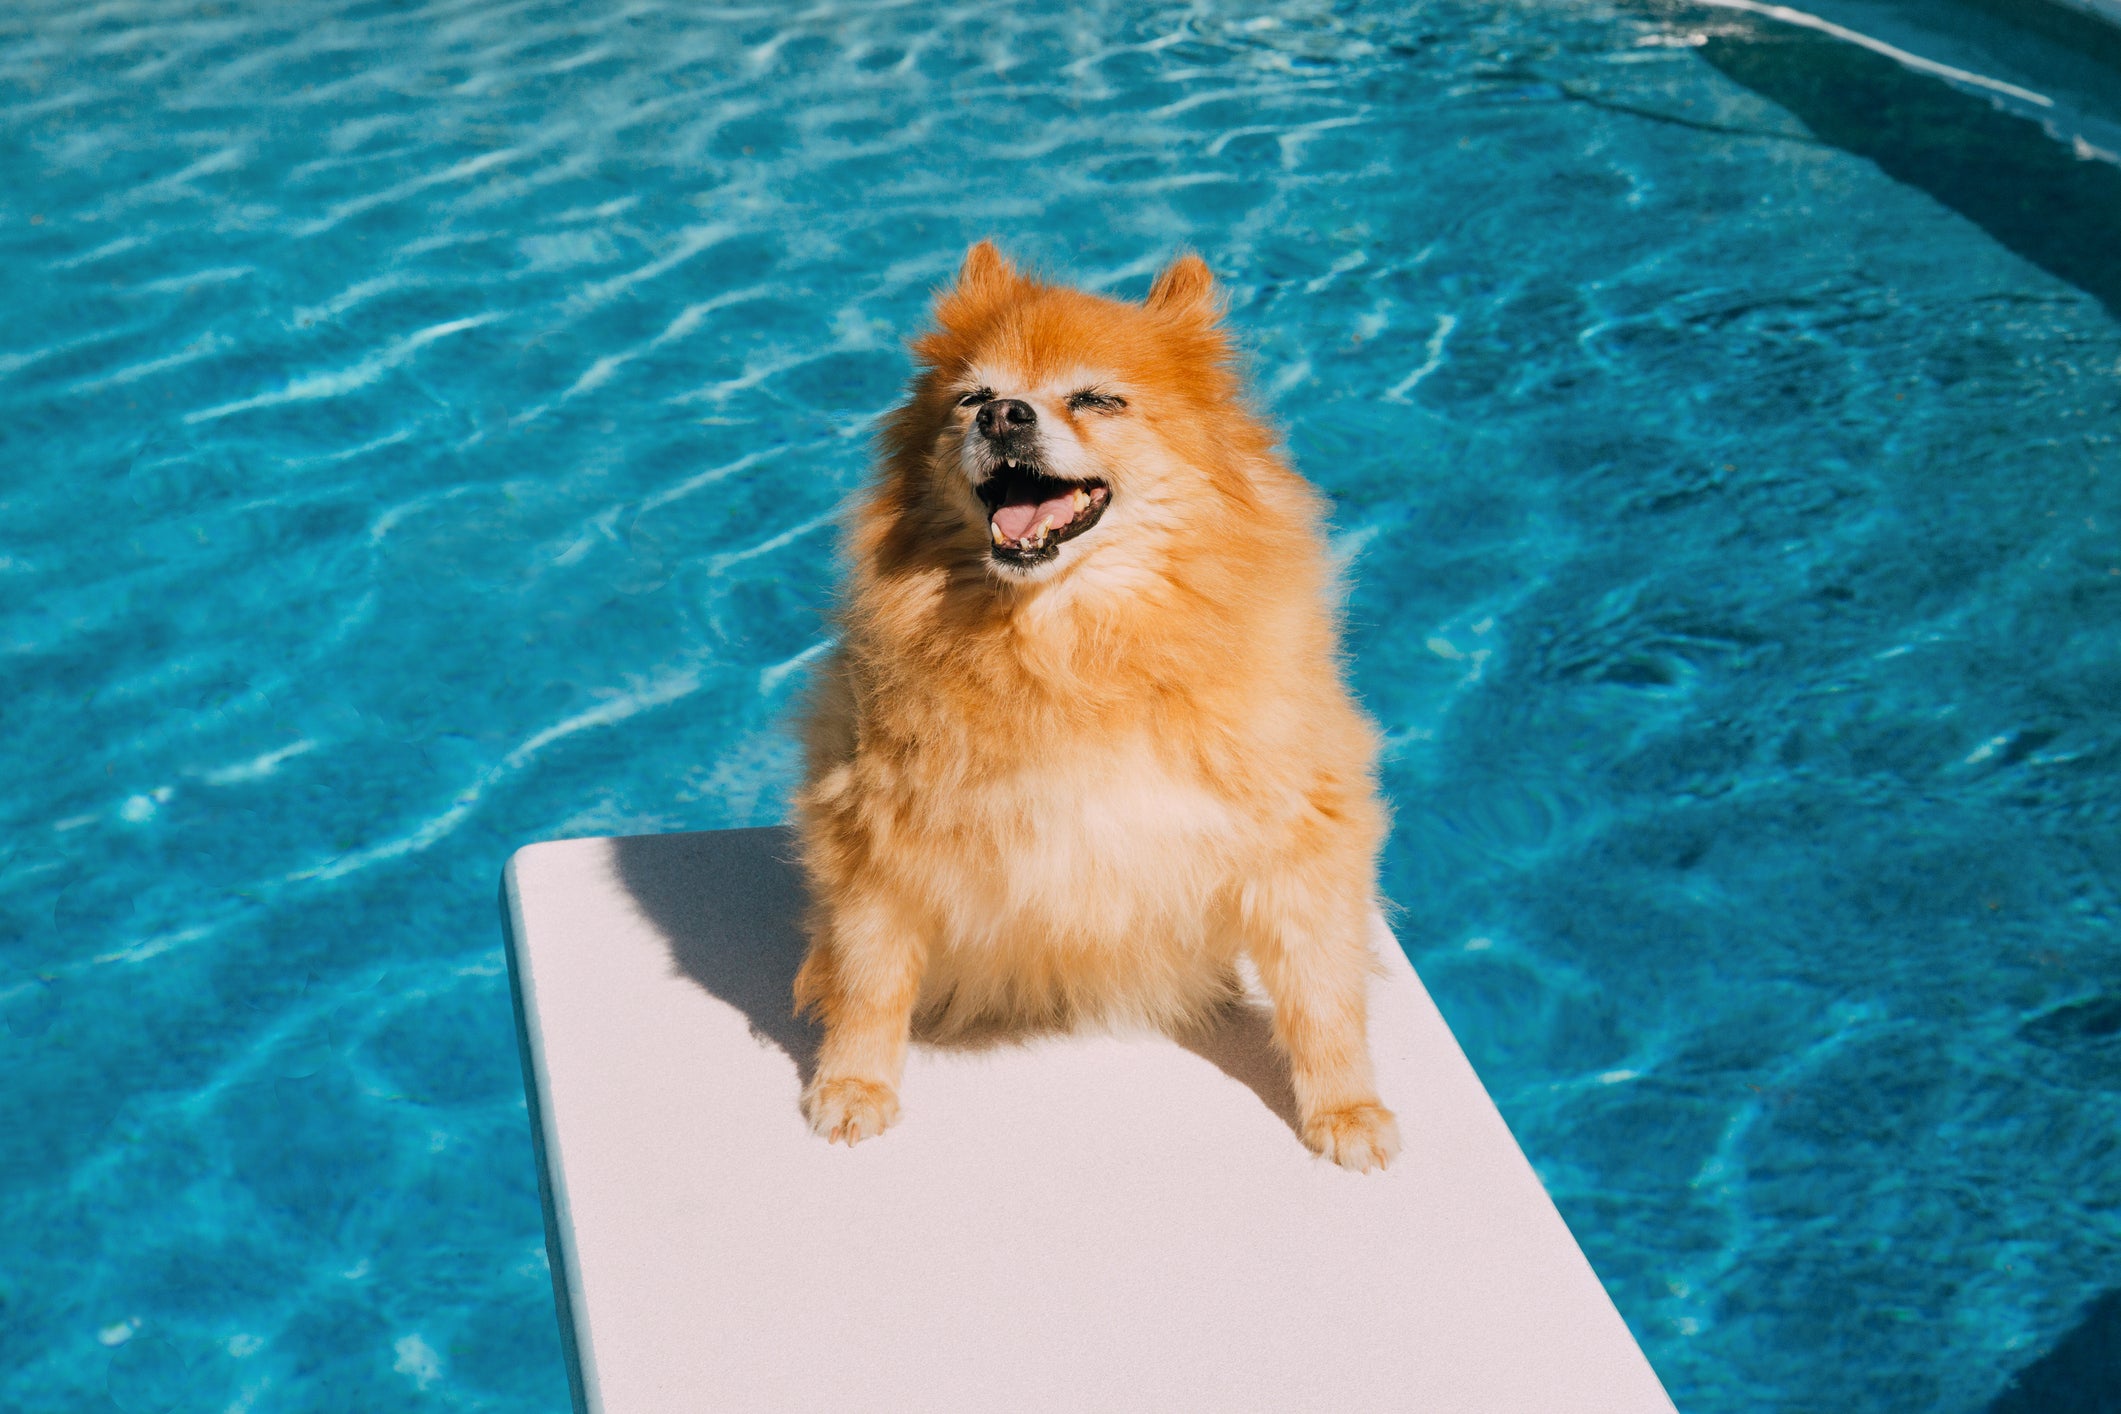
<box><xmin>802</xmin><ymin>1077</ymin><xmax>901</xmax><ymax>1146</ymax></box>
<box><xmin>1303</xmin><ymin>1102</ymin><xmax>1401</xmax><ymax>1173</ymax></box>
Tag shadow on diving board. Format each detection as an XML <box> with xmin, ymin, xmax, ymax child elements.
<box><xmin>608</xmin><ymin>826</ymin><xmax>1302</xmax><ymax>1133</ymax></box>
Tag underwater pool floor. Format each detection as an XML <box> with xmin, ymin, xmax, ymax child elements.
<box><xmin>3</xmin><ymin>1</ymin><xmax>2118</xmax><ymax>1410</ymax></box>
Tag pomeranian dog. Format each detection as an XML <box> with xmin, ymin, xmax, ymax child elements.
<box><xmin>791</xmin><ymin>242</ymin><xmax>1398</xmax><ymax>1171</ymax></box>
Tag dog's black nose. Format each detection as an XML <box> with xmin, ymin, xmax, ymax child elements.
<box><xmin>976</xmin><ymin>398</ymin><xmax>1035</xmax><ymax>439</ymax></box>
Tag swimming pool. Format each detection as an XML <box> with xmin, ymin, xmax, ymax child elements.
<box><xmin>4</xmin><ymin>0</ymin><xmax>2117</xmax><ymax>1408</ymax></box>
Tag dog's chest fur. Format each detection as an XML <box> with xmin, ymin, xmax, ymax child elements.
<box><xmin>887</xmin><ymin>730</ymin><xmax>1249</xmax><ymax>1028</ymax></box>
<box><xmin>949</xmin><ymin>733</ymin><xmax>1240</xmax><ymax>930</ymax></box>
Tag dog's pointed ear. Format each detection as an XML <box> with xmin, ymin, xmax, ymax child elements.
<box><xmin>1145</xmin><ymin>252</ymin><xmax>1218</xmax><ymax>320</ymax></box>
<box><xmin>921</xmin><ymin>240</ymin><xmax>1024</xmax><ymax>359</ymax></box>
<box><xmin>954</xmin><ymin>240</ymin><xmax>1017</xmax><ymax>295</ymax></box>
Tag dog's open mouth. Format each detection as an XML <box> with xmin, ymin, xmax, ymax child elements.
<box><xmin>977</xmin><ymin>463</ymin><xmax>1111</xmax><ymax>566</ymax></box>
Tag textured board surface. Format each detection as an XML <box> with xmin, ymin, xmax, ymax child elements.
<box><xmin>502</xmin><ymin>827</ymin><xmax>1674</xmax><ymax>1414</ymax></box>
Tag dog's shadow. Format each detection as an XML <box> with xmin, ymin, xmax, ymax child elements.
<box><xmin>610</xmin><ymin>826</ymin><xmax>1301</xmax><ymax>1137</ymax></box>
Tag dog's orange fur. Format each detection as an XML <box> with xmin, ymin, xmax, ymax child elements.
<box><xmin>791</xmin><ymin>242</ymin><xmax>1399</xmax><ymax>1171</ymax></box>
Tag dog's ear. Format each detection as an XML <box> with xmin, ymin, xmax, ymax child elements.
<box><xmin>1145</xmin><ymin>252</ymin><xmax>1218</xmax><ymax>320</ymax></box>
<box><xmin>919</xmin><ymin>240</ymin><xmax>1024</xmax><ymax>362</ymax></box>
<box><xmin>953</xmin><ymin>240</ymin><xmax>1018</xmax><ymax>296</ymax></box>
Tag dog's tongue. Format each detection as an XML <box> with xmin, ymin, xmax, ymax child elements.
<box><xmin>992</xmin><ymin>491</ymin><xmax>1079</xmax><ymax>543</ymax></box>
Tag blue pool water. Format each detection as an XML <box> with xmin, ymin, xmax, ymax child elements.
<box><xmin>4</xmin><ymin>0</ymin><xmax>2119</xmax><ymax>1409</ymax></box>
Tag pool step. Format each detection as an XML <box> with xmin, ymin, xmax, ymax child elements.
<box><xmin>502</xmin><ymin>827</ymin><xmax>1675</xmax><ymax>1414</ymax></box>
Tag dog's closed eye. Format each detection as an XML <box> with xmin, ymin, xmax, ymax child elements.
<box><xmin>1067</xmin><ymin>389</ymin><xmax>1127</xmax><ymax>413</ymax></box>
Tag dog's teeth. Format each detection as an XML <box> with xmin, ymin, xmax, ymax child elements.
<box><xmin>1005</xmin><ymin>458</ymin><xmax>1017</xmax><ymax>468</ymax></box>
<box><xmin>1071</xmin><ymin>488</ymin><xmax>1089</xmax><ymax>513</ymax></box>
<box><xmin>990</xmin><ymin>522</ymin><xmax>1007</xmax><ymax>546</ymax></box>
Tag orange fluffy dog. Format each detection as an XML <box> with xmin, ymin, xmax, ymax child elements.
<box><xmin>791</xmin><ymin>242</ymin><xmax>1399</xmax><ymax>1171</ymax></box>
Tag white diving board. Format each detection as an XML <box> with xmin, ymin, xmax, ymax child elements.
<box><xmin>502</xmin><ymin>827</ymin><xmax>1676</xmax><ymax>1414</ymax></box>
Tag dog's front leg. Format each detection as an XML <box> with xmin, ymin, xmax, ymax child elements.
<box><xmin>794</xmin><ymin>893</ymin><xmax>925</xmax><ymax>1146</ymax></box>
<box><xmin>1242</xmin><ymin>882</ymin><xmax>1401</xmax><ymax>1173</ymax></box>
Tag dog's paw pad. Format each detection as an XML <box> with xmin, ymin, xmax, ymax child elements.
<box><xmin>1303</xmin><ymin>1102</ymin><xmax>1401</xmax><ymax>1173</ymax></box>
<box><xmin>803</xmin><ymin>1077</ymin><xmax>901</xmax><ymax>1146</ymax></box>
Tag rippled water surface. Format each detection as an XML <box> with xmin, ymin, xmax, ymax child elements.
<box><xmin>5</xmin><ymin>0</ymin><xmax>2119</xmax><ymax>1410</ymax></box>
